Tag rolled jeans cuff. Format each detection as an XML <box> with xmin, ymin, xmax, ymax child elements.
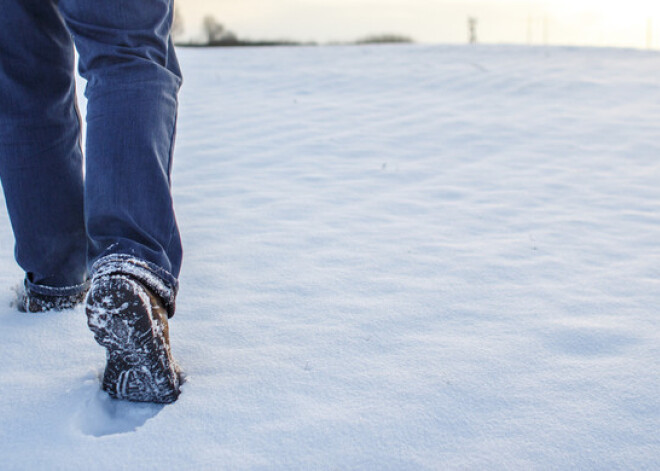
<box><xmin>24</xmin><ymin>277</ymin><xmax>90</xmax><ymax>298</ymax></box>
<box><xmin>90</xmin><ymin>254</ymin><xmax>179</xmax><ymax>317</ymax></box>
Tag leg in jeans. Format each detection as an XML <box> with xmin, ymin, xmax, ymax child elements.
<box><xmin>0</xmin><ymin>0</ymin><xmax>88</xmax><ymax>304</ymax></box>
<box><xmin>0</xmin><ymin>0</ymin><xmax>182</xmax><ymax>402</ymax></box>
<box><xmin>59</xmin><ymin>0</ymin><xmax>182</xmax><ymax>402</ymax></box>
<box><xmin>58</xmin><ymin>0</ymin><xmax>183</xmax><ymax>316</ymax></box>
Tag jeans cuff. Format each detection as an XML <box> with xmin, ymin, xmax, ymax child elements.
<box><xmin>90</xmin><ymin>254</ymin><xmax>179</xmax><ymax>317</ymax></box>
<box><xmin>24</xmin><ymin>277</ymin><xmax>90</xmax><ymax>298</ymax></box>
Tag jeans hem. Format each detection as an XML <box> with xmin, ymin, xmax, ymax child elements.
<box><xmin>90</xmin><ymin>254</ymin><xmax>178</xmax><ymax>317</ymax></box>
<box><xmin>24</xmin><ymin>277</ymin><xmax>90</xmax><ymax>298</ymax></box>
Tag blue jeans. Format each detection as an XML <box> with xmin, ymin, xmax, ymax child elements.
<box><xmin>0</xmin><ymin>0</ymin><xmax>182</xmax><ymax>315</ymax></box>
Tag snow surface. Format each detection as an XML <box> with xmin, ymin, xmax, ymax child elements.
<box><xmin>1</xmin><ymin>44</ymin><xmax>659</xmax><ymax>469</ymax></box>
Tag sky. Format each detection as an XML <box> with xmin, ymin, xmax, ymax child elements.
<box><xmin>175</xmin><ymin>0</ymin><xmax>660</xmax><ymax>49</ymax></box>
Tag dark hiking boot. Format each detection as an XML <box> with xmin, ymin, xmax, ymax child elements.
<box><xmin>16</xmin><ymin>285</ymin><xmax>87</xmax><ymax>313</ymax></box>
<box><xmin>85</xmin><ymin>273</ymin><xmax>180</xmax><ymax>403</ymax></box>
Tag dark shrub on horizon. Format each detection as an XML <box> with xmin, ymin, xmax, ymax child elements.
<box><xmin>355</xmin><ymin>34</ymin><xmax>414</xmax><ymax>45</ymax></box>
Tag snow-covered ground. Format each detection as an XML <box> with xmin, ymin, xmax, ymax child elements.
<box><xmin>1</xmin><ymin>44</ymin><xmax>659</xmax><ymax>469</ymax></box>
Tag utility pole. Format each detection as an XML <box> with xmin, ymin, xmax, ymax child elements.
<box><xmin>468</xmin><ymin>17</ymin><xmax>478</xmax><ymax>44</ymax></box>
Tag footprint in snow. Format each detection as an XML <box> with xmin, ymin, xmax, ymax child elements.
<box><xmin>74</xmin><ymin>371</ymin><xmax>164</xmax><ymax>437</ymax></box>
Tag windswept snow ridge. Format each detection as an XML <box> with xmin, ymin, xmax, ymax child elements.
<box><xmin>0</xmin><ymin>44</ymin><xmax>658</xmax><ymax>469</ymax></box>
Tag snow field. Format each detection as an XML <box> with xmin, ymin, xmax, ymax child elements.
<box><xmin>0</xmin><ymin>44</ymin><xmax>658</xmax><ymax>469</ymax></box>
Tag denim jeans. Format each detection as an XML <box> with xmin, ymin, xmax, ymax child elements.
<box><xmin>0</xmin><ymin>0</ymin><xmax>182</xmax><ymax>314</ymax></box>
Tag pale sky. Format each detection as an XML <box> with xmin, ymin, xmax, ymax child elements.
<box><xmin>176</xmin><ymin>0</ymin><xmax>660</xmax><ymax>49</ymax></box>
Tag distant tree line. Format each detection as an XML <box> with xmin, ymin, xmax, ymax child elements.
<box><xmin>355</xmin><ymin>34</ymin><xmax>413</xmax><ymax>45</ymax></box>
<box><xmin>171</xmin><ymin>9</ymin><xmax>413</xmax><ymax>48</ymax></box>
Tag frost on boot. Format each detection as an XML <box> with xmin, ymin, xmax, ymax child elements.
<box><xmin>86</xmin><ymin>274</ymin><xmax>180</xmax><ymax>403</ymax></box>
<box><xmin>16</xmin><ymin>288</ymin><xmax>87</xmax><ymax>313</ymax></box>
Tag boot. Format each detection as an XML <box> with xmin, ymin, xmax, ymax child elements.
<box><xmin>85</xmin><ymin>273</ymin><xmax>180</xmax><ymax>403</ymax></box>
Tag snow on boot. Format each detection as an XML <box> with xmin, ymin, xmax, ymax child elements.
<box><xmin>15</xmin><ymin>283</ymin><xmax>88</xmax><ymax>313</ymax></box>
<box><xmin>85</xmin><ymin>273</ymin><xmax>180</xmax><ymax>403</ymax></box>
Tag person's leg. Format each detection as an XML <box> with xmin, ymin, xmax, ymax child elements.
<box><xmin>0</xmin><ymin>0</ymin><xmax>88</xmax><ymax>309</ymax></box>
<box><xmin>57</xmin><ymin>0</ymin><xmax>182</xmax><ymax>402</ymax></box>
<box><xmin>58</xmin><ymin>0</ymin><xmax>183</xmax><ymax>316</ymax></box>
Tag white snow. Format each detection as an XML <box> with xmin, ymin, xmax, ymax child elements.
<box><xmin>1</xmin><ymin>44</ymin><xmax>659</xmax><ymax>469</ymax></box>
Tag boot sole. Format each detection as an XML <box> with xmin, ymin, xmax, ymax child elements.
<box><xmin>86</xmin><ymin>275</ymin><xmax>180</xmax><ymax>403</ymax></box>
